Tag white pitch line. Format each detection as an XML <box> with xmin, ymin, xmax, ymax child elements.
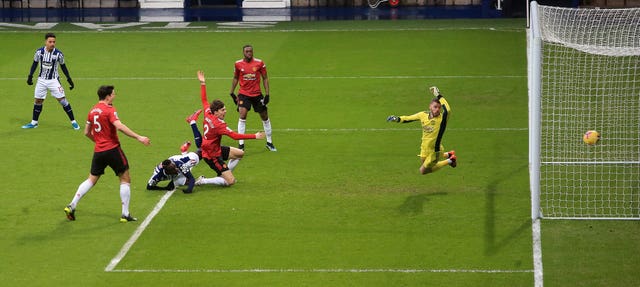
<box><xmin>109</xmin><ymin>268</ymin><xmax>534</xmax><ymax>273</ymax></box>
<box><xmin>105</xmin><ymin>189</ymin><xmax>175</xmax><ymax>272</ymax></box>
<box><xmin>532</xmin><ymin>218</ymin><xmax>544</xmax><ymax>287</ymax></box>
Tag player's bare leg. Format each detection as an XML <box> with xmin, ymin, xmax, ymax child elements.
<box><xmin>227</xmin><ymin>147</ymin><xmax>244</xmax><ymax>170</ymax></box>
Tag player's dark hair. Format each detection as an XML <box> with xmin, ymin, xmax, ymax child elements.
<box><xmin>45</xmin><ymin>33</ymin><xmax>55</xmax><ymax>39</ymax></box>
<box><xmin>97</xmin><ymin>85</ymin><xmax>115</xmax><ymax>100</ymax></box>
<box><xmin>243</xmin><ymin>44</ymin><xmax>253</xmax><ymax>51</ymax></box>
<box><xmin>162</xmin><ymin>160</ymin><xmax>178</xmax><ymax>175</ymax></box>
<box><xmin>431</xmin><ymin>98</ymin><xmax>442</xmax><ymax>105</ymax></box>
<box><xmin>210</xmin><ymin>99</ymin><xmax>225</xmax><ymax>112</ymax></box>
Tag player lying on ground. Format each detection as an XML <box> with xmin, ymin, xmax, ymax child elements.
<box><xmin>146</xmin><ymin>149</ymin><xmax>199</xmax><ymax>194</ymax></box>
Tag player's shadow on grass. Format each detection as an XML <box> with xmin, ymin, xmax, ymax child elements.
<box><xmin>397</xmin><ymin>192</ymin><xmax>447</xmax><ymax>215</ymax></box>
<box><xmin>484</xmin><ymin>163</ymin><xmax>530</xmax><ymax>256</ymax></box>
<box><xmin>16</xmin><ymin>212</ymin><xmax>120</xmax><ymax>245</ymax></box>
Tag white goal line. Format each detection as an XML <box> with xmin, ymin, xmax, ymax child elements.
<box><xmin>108</xmin><ymin>268</ymin><xmax>534</xmax><ymax>274</ymax></box>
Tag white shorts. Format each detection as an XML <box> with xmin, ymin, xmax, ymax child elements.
<box><xmin>34</xmin><ymin>78</ymin><xmax>65</xmax><ymax>99</ymax></box>
<box><xmin>173</xmin><ymin>174</ymin><xmax>188</xmax><ymax>186</ymax></box>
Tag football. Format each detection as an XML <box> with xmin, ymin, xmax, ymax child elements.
<box><xmin>583</xmin><ymin>130</ymin><xmax>600</xmax><ymax>145</ymax></box>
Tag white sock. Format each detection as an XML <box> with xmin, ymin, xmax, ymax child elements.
<box><xmin>262</xmin><ymin>119</ymin><xmax>273</xmax><ymax>143</ymax></box>
<box><xmin>201</xmin><ymin>177</ymin><xmax>228</xmax><ymax>186</ymax></box>
<box><xmin>228</xmin><ymin>158</ymin><xmax>240</xmax><ymax>171</ymax></box>
<box><xmin>70</xmin><ymin>179</ymin><xmax>94</xmax><ymax>209</ymax></box>
<box><xmin>120</xmin><ymin>183</ymin><xmax>131</xmax><ymax>216</ymax></box>
<box><xmin>238</xmin><ymin>119</ymin><xmax>246</xmax><ymax>145</ymax></box>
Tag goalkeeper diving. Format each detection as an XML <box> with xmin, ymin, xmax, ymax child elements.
<box><xmin>387</xmin><ymin>86</ymin><xmax>456</xmax><ymax>174</ymax></box>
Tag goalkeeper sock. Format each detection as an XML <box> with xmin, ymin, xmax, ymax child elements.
<box><xmin>262</xmin><ymin>119</ymin><xmax>273</xmax><ymax>143</ymax></box>
<box><xmin>120</xmin><ymin>183</ymin><xmax>131</xmax><ymax>216</ymax></box>
<box><xmin>70</xmin><ymin>179</ymin><xmax>94</xmax><ymax>209</ymax></box>
<box><xmin>238</xmin><ymin>119</ymin><xmax>246</xmax><ymax>146</ymax></box>
<box><xmin>433</xmin><ymin>160</ymin><xmax>450</xmax><ymax>171</ymax></box>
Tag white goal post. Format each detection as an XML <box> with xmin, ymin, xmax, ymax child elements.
<box><xmin>528</xmin><ymin>1</ymin><xmax>640</xmax><ymax>220</ymax></box>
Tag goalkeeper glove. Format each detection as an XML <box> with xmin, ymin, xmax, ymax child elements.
<box><xmin>230</xmin><ymin>93</ymin><xmax>238</xmax><ymax>105</ymax></box>
<box><xmin>263</xmin><ymin>94</ymin><xmax>270</xmax><ymax>105</ymax></box>
<box><xmin>67</xmin><ymin>78</ymin><xmax>74</xmax><ymax>90</ymax></box>
<box><xmin>27</xmin><ymin>76</ymin><xmax>33</xmax><ymax>85</ymax></box>
<box><xmin>387</xmin><ymin>115</ymin><xmax>400</xmax><ymax>122</ymax></box>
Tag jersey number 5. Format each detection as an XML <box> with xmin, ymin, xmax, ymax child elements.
<box><xmin>93</xmin><ymin>115</ymin><xmax>102</xmax><ymax>133</ymax></box>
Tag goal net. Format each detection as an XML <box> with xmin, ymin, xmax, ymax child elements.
<box><xmin>528</xmin><ymin>2</ymin><xmax>640</xmax><ymax>220</ymax></box>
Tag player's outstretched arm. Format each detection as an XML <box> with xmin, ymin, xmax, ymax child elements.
<box><xmin>113</xmin><ymin>120</ymin><xmax>151</xmax><ymax>146</ymax></box>
<box><xmin>197</xmin><ymin>70</ymin><xmax>210</xmax><ymax>110</ymax></box>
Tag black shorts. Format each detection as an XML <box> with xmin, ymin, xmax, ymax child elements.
<box><xmin>238</xmin><ymin>94</ymin><xmax>267</xmax><ymax>113</ymax></box>
<box><xmin>90</xmin><ymin>146</ymin><xmax>129</xmax><ymax>176</ymax></box>
<box><xmin>203</xmin><ymin>146</ymin><xmax>231</xmax><ymax>176</ymax></box>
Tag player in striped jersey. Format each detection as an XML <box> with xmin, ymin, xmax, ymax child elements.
<box><xmin>387</xmin><ymin>86</ymin><xmax>457</xmax><ymax>174</ymax></box>
<box><xmin>146</xmin><ymin>151</ymin><xmax>199</xmax><ymax>194</ymax></box>
<box><xmin>22</xmin><ymin>33</ymin><xmax>78</xmax><ymax>130</ymax></box>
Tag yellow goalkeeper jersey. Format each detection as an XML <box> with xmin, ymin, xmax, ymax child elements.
<box><xmin>398</xmin><ymin>96</ymin><xmax>450</xmax><ymax>154</ymax></box>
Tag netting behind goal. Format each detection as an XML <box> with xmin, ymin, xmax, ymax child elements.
<box><xmin>529</xmin><ymin>2</ymin><xmax>640</xmax><ymax>219</ymax></box>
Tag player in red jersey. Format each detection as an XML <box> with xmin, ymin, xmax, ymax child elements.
<box><xmin>64</xmin><ymin>85</ymin><xmax>151</xmax><ymax>222</ymax></box>
<box><xmin>197</xmin><ymin>70</ymin><xmax>265</xmax><ymax>187</ymax></box>
<box><xmin>229</xmin><ymin>44</ymin><xmax>276</xmax><ymax>151</ymax></box>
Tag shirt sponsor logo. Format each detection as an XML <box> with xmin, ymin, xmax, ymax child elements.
<box><xmin>243</xmin><ymin>73</ymin><xmax>257</xmax><ymax>81</ymax></box>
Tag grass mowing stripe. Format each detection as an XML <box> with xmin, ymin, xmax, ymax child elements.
<box><xmin>105</xmin><ymin>189</ymin><xmax>176</xmax><ymax>272</ymax></box>
<box><xmin>0</xmin><ymin>27</ymin><xmax>525</xmax><ymax>34</ymax></box>
<box><xmin>0</xmin><ymin>75</ymin><xmax>525</xmax><ymax>81</ymax></box>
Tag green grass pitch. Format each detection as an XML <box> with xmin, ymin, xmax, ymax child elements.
<box><xmin>0</xmin><ymin>19</ymin><xmax>638</xmax><ymax>286</ymax></box>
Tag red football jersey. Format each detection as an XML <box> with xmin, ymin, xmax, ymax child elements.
<box><xmin>87</xmin><ymin>102</ymin><xmax>120</xmax><ymax>152</ymax></box>
<box><xmin>199</xmin><ymin>84</ymin><xmax>256</xmax><ymax>159</ymax></box>
<box><xmin>234</xmin><ymin>58</ymin><xmax>267</xmax><ymax>97</ymax></box>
